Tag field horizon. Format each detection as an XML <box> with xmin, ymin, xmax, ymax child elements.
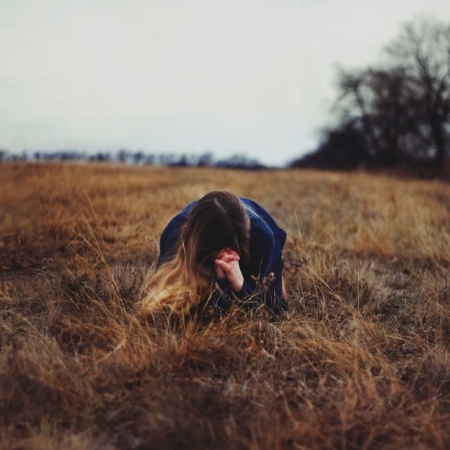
<box><xmin>1</xmin><ymin>162</ymin><xmax>450</xmax><ymax>449</ymax></box>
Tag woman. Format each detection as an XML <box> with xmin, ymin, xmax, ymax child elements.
<box><xmin>140</xmin><ymin>191</ymin><xmax>287</xmax><ymax>316</ymax></box>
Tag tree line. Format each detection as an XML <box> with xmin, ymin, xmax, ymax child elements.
<box><xmin>291</xmin><ymin>17</ymin><xmax>450</xmax><ymax>173</ymax></box>
<box><xmin>0</xmin><ymin>149</ymin><xmax>266</xmax><ymax>170</ymax></box>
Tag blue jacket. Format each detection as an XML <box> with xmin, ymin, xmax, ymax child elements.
<box><xmin>157</xmin><ymin>198</ymin><xmax>287</xmax><ymax>315</ymax></box>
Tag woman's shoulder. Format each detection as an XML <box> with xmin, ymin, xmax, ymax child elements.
<box><xmin>240</xmin><ymin>197</ymin><xmax>276</xmax><ymax>221</ymax></box>
<box><xmin>240</xmin><ymin>198</ymin><xmax>285</xmax><ymax>237</ymax></box>
<box><xmin>157</xmin><ymin>201</ymin><xmax>197</xmax><ymax>266</ymax></box>
<box><xmin>240</xmin><ymin>197</ymin><xmax>286</xmax><ymax>276</ymax></box>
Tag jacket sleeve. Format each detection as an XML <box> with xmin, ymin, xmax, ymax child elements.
<box><xmin>243</xmin><ymin>199</ymin><xmax>287</xmax><ymax>314</ymax></box>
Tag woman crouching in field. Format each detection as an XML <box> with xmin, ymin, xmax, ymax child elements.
<box><xmin>139</xmin><ymin>191</ymin><xmax>288</xmax><ymax>316</ymax></box>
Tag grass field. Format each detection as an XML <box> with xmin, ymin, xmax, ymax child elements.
<box><xmin>1</xmin><ymin>162</ymin><xmax>450</xmax><ymax>449</ymax></box>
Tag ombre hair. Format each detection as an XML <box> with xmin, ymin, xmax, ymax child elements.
<box><xmin>140</xmin><ymin>191</ymin><xmax>251</xmax><ymax>315</ymax></box>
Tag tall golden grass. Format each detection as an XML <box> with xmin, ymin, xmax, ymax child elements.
<box><xmin>1</xmin><ymin>162</ymin><xmax>450</xmax><ymax>449</ymax></box>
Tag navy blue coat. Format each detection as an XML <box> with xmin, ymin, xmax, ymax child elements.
<box><xmin>157</xmin><ymin>198</ymin><xmax>287</xmax><ymax>315</ymax></box>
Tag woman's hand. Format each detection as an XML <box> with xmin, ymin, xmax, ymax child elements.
<box><xmin>214</xmin><ymin>249</ymin><xmax>244</xmax><ymax>293</ymax></box>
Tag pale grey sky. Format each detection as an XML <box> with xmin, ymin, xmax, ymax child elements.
<box><xmin>1</xmin><ymin>0</ymin><xmax>449</xmax><ymax>166</ymax></box>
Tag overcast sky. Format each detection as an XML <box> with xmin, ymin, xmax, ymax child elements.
<box><xmin>1</xmin><ymin>0</ymin><xmax>449</xmax><ymax>166</ymax></box>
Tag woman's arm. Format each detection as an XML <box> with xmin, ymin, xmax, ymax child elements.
<box><xmin>212</xmin><ymin>250</ymin><xmax>287</xmax><ymax>315</ymax></box>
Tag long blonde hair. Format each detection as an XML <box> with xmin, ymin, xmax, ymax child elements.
<box><xmin>140</xmin><ymin>191</ymin><xmax>250</xmax><ymax>316</ymax></box>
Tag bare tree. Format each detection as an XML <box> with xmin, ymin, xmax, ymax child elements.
<box><xmin>386</xmin><ymin>17</ymin><xmax>450</xmax><ymax>167</ymax></box>
<box><xmin>331</xmin><ymin>17</ymin><xmax>450</xmax><ymax>170</ymax></box>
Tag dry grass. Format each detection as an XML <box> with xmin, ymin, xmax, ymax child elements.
<box><xmin>1</xmin><ymin>162</ymin><xmax>450</xmax><ymax>449</ymax></box>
